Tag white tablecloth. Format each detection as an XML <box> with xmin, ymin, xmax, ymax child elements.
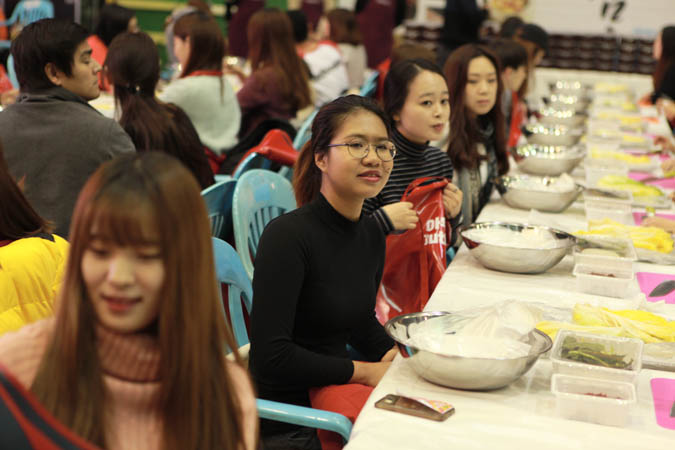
<box><xmin>345</xmin><ymin>161</ymin><xmax>675</xmax><ymax>449</ymax></box>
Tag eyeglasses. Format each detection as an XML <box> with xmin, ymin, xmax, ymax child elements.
<box><xmin>326</xmin><ymin>139</ymin><xmax>397</xmax><ymax>161</ymax></box>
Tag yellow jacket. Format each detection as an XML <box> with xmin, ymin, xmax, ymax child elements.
<box><xmin>0</xmin><ymin>234</ymin><xmax>69</xmax><ymax>335</ymax></box>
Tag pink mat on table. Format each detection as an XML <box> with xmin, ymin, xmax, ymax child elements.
<box><xmin>650</xmin><ymin>378</ymin><xmax>675</xmax><ymax>430</ymax></box>
<box><xmin>628</xmin><ymin>172</ymin><xmax>675</xmax><ymax>190</ymax></box>
<box><xmin>632</xmin><ymin>212</ymin><xmax>675</xmax><ymax>226</ymax></box>
<box><xmin>636</xmin><ymin>272</ymin><xmax>675</xmax><ymax>304</ymax></box>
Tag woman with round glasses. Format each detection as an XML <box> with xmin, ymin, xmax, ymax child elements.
<box><xmin>363</xmin><ymin>58</ymin><xmax>463</xmax><ymax>238</ymax></box>
<box><xmin>249</xmin><ymin>95</ymin><xmax>397</xmax><ymax>450</ymax></box>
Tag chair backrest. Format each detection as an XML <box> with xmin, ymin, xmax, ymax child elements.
<box><xmin>9</xmin><ymin>0</ymin><xmax>54</xmax><ymax>26</ymax></box>
<box><xmin>292</xmin><ymin>108</ymin><xmax>318</xmax><ymax>150</ymax></box>
<box><xmin>201</xmin><ymin>178</ymin><xmax>237</xmax><ymax>240</ymax></box>
<box><xmin>232</xmin><ymin>153</ymin><xmax>273</xmax><ymax>179</ymax></box>
<box><xmin>7</xmin><ymin>54</ymin><xmax>18</xmax><ymax>89</ymax></box>
<box><xmin>211</xmin><ymin>237</ymin><xmax>252</xmax><ymax>348</ymax></box>
<box><xmin>232</xmin><ymin>129</ymin><xmax>296</xmax><ymax>179</ymax></box>
<box><xmin>359</xmin><ymin>70</ymin><xmax>379</xmax><ymax>98</ymax></box>
<box><xmin>232</xmin><ymin>169</ymin><xmax>297</xmax><ymax>279</ymax></box>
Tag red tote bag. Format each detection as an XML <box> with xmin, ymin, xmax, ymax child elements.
<box><xmin>375</xmin><ymin>177</ymin><xmax>451</xmax><ymax>324</ymax></box>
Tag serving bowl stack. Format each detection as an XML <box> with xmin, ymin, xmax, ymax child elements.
<box><xmin>385</xmin><ymin>311</ymin><xmax>553</xmax><ymax>391</ymax></box>
<box><xmin>460</xmin><ymin>222</ymin><xmax>577</xmax><ymax>274</ymax></box>
<box><xmin>513</xmin><ymin>144</ymin><xmax>587</xmax><ymax>176</ymax></box>
<box><xmin>495</xmin><ymin>174</ymin><xmax>584</xmax><ymax>213</ymax></box>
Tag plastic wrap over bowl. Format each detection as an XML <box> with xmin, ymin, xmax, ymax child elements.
<box><xmin>385</xmin><ymin>311</ymin><xmax>553</xmax><ymax>390</ymax></box>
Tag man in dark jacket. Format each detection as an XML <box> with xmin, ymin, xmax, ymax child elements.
<box><xmin>438</xmin><ymin>0</ymin><xmax>489</xmax><ymax>67</ymax></box>
<box><xmin>0</xmin><ymin>19</ymin><xmax>134</xmax><ymax>237</ymax></box>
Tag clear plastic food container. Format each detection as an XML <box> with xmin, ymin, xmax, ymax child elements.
<box><xmin>551</xmin><ymin>329</ymin><xmax>643</xmax><ymax>384</ymax></box>
<box><xmin>551</xmin><ymin>373</ymin><xmax>636</xmax><ymax>427</ymax></box>
<box><xmin>584</xmin><ymin>159</ymin><xmax>629</xmax><ymax>187</ymax></box>
<box><xmin>573</xmin><ymin>235</ymin><xmax>636</xmax><ymax>272</ymax></box>
<box><xmin>584</xmin><ymin>199</ymin><xmax>634</xmax><ymax>225</ymax></box>
<box><xmin>573</xmin><ymin>263</ymin><xmax>635</xmax><ymax>298</ymax></box>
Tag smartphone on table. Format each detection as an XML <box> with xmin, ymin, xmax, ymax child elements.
<box><xmin>374</xmin><ymin>394</ymin><xmax>455</xmax><ymax>421</ymax></box>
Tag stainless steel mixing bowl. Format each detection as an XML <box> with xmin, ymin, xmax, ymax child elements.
<box><xmin>524</xmin><ymin>124</ymin><xmax>583</xmax><ymax>147</ymax></box>
<box><xmin>513</xmin><ymin>144</ymin><xmax>587</xmax><ymax>176</ymax></box>
<box><xmin>460</xmin><ymin>222</ymin><xmax>577</xmax><ymax>274</ymax></box>
<box><xmin>538</xmin><ymin>106</ymin><xmax>587</xmax><ymax>128</ymax></box>
<box><xmin>385</xmin><ymin>311</ymin><xmax>553</xmax><ymax>390</ymax></box>
<box><xmin>495</xmin><ymin>174</ymin><xmax>583</xmax><ymax>213</ymax></box>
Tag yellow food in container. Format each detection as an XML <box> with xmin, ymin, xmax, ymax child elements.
<box><xmin>577</xmin><ymin>218</ymin><xmax>674</xmax><ymax>254</ymax></box>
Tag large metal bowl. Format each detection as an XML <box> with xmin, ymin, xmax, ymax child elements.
<box><xmin>549</xmin><ymin>80</ymin><xmax>592</xmax><ymax>99</ymax></box>
<box><xmin>538</xmin><ymin>106</ymin><xmax>587</xmax><ymax>128</ymax></box>
<box><xmin>524</xmin><ymin>123</ymin><xmax>583</xmax><ymax>147</ymax></box>
<box><xmin>543</xmin><ymin>93</ymin><xmax>590</xmax><ymax>113</ymax></box>
<box><xmin>513</xmin><ymin>144</ymin><xmax>587</xmax><ymax>176</ymax></box>
<box><xmin>385</xmin><ymin>311</ymin><xmax>553</xmax><ymax>390</ymax></box>
<box><xmin>460</xmin><ymin>222</ymin><xmax>577</xmax><ymax>274</ymax></box>
<box><xmin>495</xmin><ymin>175</ymin><xmax>583</xmax><ymax>213</ymax></box>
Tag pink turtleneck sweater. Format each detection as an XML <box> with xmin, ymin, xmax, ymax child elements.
<box><xmin>0</xmin><ymin>318</ymin><xmax>257</xmax><ymax>450</ymax></box>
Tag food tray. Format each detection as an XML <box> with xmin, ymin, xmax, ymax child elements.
<box><xmin>584</xmin><ymin>199</ymin><xmax>634</xmax><ymax>225</ymax></box>
<box><xmin>573</xmin><ymin>264</ymin><xmax>635</xmax><ymax>299</ymax></box>
<box><xmin>551</xmin><ymin>329</ymin><xmax>643</xmax><ymax>384</ymax></box>
<box><xmin>551</xmin><ymin>373</ymin><xmax>636</xmax><ymax>427</ymax></box>
<box><xmin>573</xmin><ymin>236</ymin><xmax>636</xmax><ymax>272</ymax></box>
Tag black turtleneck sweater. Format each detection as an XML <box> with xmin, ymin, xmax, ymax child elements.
<box><xmin>249</xmin><ymin>193</ymin><xmax>394</xmax><ymax>435</ymax></box>
<box><xmin>363</xmin><ymin>128</ymin><xmax>459</xmax><ymax>237</ymax></box>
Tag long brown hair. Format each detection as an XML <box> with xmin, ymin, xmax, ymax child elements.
<box><xmin>247</xmin><ymin>8</ymin><xmax>311</xmax><ymax>111</ymax></box>
<box><xmin>105</xmin><ymin>32</ymin><xmax>214</xmax><ymax>189</ymax></box>
<box><xmin>293</xmin><ymin>95</ymin><xmax>389</xmax><ymax>206</ymax></box>
<box><xmin>444</xmin><ymin>44</ymin><xmax>508</xmax><ymax>175</ymax></box>
<box><xmin>174</xmin><ymin>11</ymin><xmax>225</xmax><ymax>77</ymax></box>
<box><xmin>654</xmin><ymin>26</ymin><xmax>675</xmax><ymax>94</ymax></box>
<box><xmin>30</xmin><ymin>153</ymin><xmax>246</xmax><ymax>449</ymax></box>
<box><xmin>327</xmin><ymin>9</ymin><xmax>361</xmax><ymax>46</ymax></box>
<box><xmin>0</xmin><ymin>140</ymin><xmax>51</xmax><ymax>240</ymax></box>
<box><xmin>512</xmin><ymin>35</ymin><xmax>541</xmax><ymax>98</ymax></box>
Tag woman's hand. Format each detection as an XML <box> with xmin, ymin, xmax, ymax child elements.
<box><xmin>661</xmin><ymin>158</ymin><xmax>675</xmax><ymax>173</ymax></box>
<box><xmin>655</xmin><ymin>136</ymin><xmax>675</xmax><ymax>153</ymax></box>
<box><xmin>380</xmin><ymin>347</ymin><xmax>398</xmax><ymax>362</ymax></box>
<box><xmin>382</xmin><ymin>202</ymin><xmax>418</xmax><ymax>231</ymax></box>
<box><xmin>642</xmin><ymin>216</ymin><xmax>675</xmax><ymax>233</ymax></box>
<box><xmin>442</xmin><ymin>183</ymin><xmax>463</xmax><ymax>219</ymax></box>
<box><xmin>350</xmin><ymin>360</ymin><xmax>392</xmax><ymax>387</ymax></box>
<box><xmin>656</xmin><ymin>98</ymin><xmax>675</xmax><ymax>122</ymax></box>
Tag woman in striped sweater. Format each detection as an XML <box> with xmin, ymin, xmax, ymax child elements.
<box><xmin>363</xmin><ymin>58</ymin><xmax>463</xmax><ymax>242</ymax></box>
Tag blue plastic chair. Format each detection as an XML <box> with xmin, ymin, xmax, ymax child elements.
<box><xmin>232</xmin><ymin>153</ymin><xmax>274</xmax><ymax>179</ymax></box>
<box><xmin>0</xmin><ymin>0</ymin><xmax>54</xmax><ymax>27</ymax></box>
<box><xmin>210</xmin><ymin>237</ymin><xmax>353</xmax><ymax>442</ymax></box>
<box><xmin>292</xmin><ymin>108</ymin><xmax>318</xmax><ymax>150</ymax></box>
<box><xmin>0</xmin><ymin>0</ymin><xmax>54</xmax><ymax>50</ymax></box>
<box><xmin>6</xmin><ymin>54</ymin><xmax>18</xmax><ymax>89</ymax></box>
<box><xmin>201</xmin><ymin>178</ymin><xmax>237</xmax><ymax>241</ymax></box>
<box><xmin>359</xmin><ymin>70</ymin><xmax>379</xmax><ymax>98</ymax></box>
<box><xmin>232</xmin><ymin>169</ymin><xmax>297</xmax><ymax>279</ymax></box>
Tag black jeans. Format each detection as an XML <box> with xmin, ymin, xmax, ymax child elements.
<box><xmin>260</xmin><ymin>426</ymin><xmax>322</xmax><ymax>450</ymax></box>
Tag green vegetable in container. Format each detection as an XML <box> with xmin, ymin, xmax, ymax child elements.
<box><xmin>561</xmin><ymin>337</ymin><xmax>633</xmax><ymax>370</ymax></box>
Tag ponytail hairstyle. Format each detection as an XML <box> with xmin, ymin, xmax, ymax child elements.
<box><xmin>654</xmin><ymin>26</ymin><xmax>675</xmax><ymax>95</ymax></box>
<box><xmin>0</xmin><ymin>140</ymin><xmax>51</xmax><ymax>240</ymax></box>
<box><xmin>105</xmin><ymin>32</ymin><xmax>214</xmax><ymax>189</ymax></box>
<box><xmin>293</xmin><ymin>95</ymin><xmax>390</xmax><ymax>206</ymax></box>
<box><xmin>444</xmin><ymin>44</ymin><xmax>508</xmax><ymax>176</ymax></box>
<box><xmin>30</xmin><ymin>152</ymin><xmax>246</xmax><ymax>449</ymax></box>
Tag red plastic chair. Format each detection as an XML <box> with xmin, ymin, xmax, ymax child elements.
<box><xmin>232</xmin><ymin>129</ymin><xmax>298</xmax><ymax>179</ymax></box>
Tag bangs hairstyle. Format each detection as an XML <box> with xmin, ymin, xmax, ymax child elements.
<box><xmin>293</xmin><ymin>95</ymin><xmax>390</xmax><ymax>206</ymax></box>
<box><xmin>247</xmin><ymin>8</ymin><xmax>312</xmax><ymax>111</ymax></box>
<box><xmin>174</xmin><ymin>12</ymin><xmax>226</xmax><ymax>77</ymax></box>
<box><xmin>30</xmin><ymin>153</ymin><xmax>246</xmax><ymax>450</ymax></box>
<box><xmin>11</xmin><ymin>19</ymin><xmax>89</xmax><ymax>92</ymax></box>
<box><xmin>654</xmin><ymin>26</ymin><xmax>675</xmax><ymax>94</ymax></box>
<box><xmin>383</xmin><ymin>58</ymin><xmax>446</xmax><ymax>126</ymax></box>
<box><xmin>0</xmin><ymin>140</ymin><xmax>51</xmax><ymax>240</ymax></box>
<box><xmin>444</xmin><ymin>44</ymin><xmax>508</xmax><ymax>175</ymax></box>
<box><xmin>327</xmin><ymin>9</ymin><xmax>362</xmax><ymax>46</ymax></box>
<box><xmin>488</xmin><ymin>38</ymin><xmax>528</xmax><ymax>70</ymax></box>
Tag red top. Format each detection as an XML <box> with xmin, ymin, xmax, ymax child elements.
<box><xmin>86</xmin><ymin>35</ymin><xmax>110</xmax><ymax>92</ymax></box>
